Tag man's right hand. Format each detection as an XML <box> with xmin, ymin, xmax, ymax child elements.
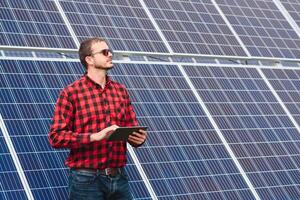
<box><xmin>90</xmin><ymin>125</ymin><xmax>119</xmax><ymax>142</ymax></box>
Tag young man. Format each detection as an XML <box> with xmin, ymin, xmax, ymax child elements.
<box><xmin>48</xmin><ymin>37</ymin><xmax>147</xmax><ymax>199</ymax></box>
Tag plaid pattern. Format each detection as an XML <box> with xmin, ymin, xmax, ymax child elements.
<box><xmin>49</xmin><ymin>74</ymin><xmax>138</xmax><ymax>169</ymax></box>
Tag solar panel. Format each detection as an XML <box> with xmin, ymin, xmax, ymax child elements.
<box><xmin>184</xmin><ymin>65</ymin><xmax>300</xmax><ymax>199</ymax></box>
<box><xmin>281</xmin><ymin>0</ymin><xmax>300</xmax><ymax>28</ymax></box>
<box><xmin>0</xmin><ymin>59</ymin><xmax>154</xmax><ymax>200</ymax></box>
<box><xmin>0</xmin><ymin>0</ymin><xmax>76</xmax><ymax>48</ymax></box>
<box><xmin>0</xmin><ymin>60</ymin><xmax>84</xmax><ymax>199</ymax></box>
<box><xmin>262</xmin><ymin>68</ymin><xmax>300</xmax><ymax>125</ymax></box>
<box><xmin>0</xmin><ymin>128</ymin><xmax>28</xmax><ymax>200</ymax></box>
<box><xmin>216</xmin><ymin>0</ymin><xmax>300</xmax><ymax>58</ymax></box>
<box><xmin>144</xmin><ymin>0</ymin><xmax>247</xmax><ymax>56</ymax></box>
<box><xmin>59</xmin><ymin>0</ymin><xmax>168</xmax><ymax>52</ymax></box>
<box><xmin>111</xmin><ymin>63</ymin><xmax>256</xmax><ymax>199</ymax></box>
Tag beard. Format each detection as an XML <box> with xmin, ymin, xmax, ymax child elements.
<box><xmin>94</xmin><ymin>64</ymin><xmax>114</xmax><ymax>71</ymax></box>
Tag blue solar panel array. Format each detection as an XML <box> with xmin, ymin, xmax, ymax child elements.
<box><xmin>1</xmin><ymin>0</ymin><xmax>300</xmax><ymax>58</ymax></box>
<box><xmin>2</xmin><ymin>60</ymin><xmax>300</xmax><ymax>199</ymax></box>
<box><xmin>1</xmin><ymin>0</ymin><xmax>300</xmax><ymax>199</ymax></box>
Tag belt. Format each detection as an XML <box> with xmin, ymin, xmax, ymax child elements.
<box><xmin>74</xmin><ymin>167</ymin><xmax>123</xmax><ymax>177</ymax></box>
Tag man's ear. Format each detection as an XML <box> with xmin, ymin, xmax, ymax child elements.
<box><xmin>85</xmin><ymin>56</ymin><xmax>93</xmax><ymax>66</ymax></box>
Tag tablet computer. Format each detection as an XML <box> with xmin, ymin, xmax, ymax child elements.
<box><xmin>107</xmin><ymin>126</ymin><xmax>148</xmax><ymax>141</ymax></box>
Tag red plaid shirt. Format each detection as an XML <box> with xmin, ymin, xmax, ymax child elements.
<box><xmin>49</xmin><ymin>74</ymin><xmax>138</xmax><ymax>169</ymax></box>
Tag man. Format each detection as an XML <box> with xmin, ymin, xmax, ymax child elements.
<box><xmin>48</xmin><ymin>37</ymin><xmax>147</xmax><ymax>199</ymax></box>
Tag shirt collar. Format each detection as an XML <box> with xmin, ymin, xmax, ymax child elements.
<box><xmin>84</xmin><ymin>73</ymin><xmax>112</xmax><ymax>90</ymax></box>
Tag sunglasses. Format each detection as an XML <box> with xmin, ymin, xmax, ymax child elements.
<box><xmin>90</xmin><ymin>49</ymin><xmax>113</xmax><ymax>56</ymax></box>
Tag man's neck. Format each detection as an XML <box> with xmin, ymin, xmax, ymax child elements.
<box><xmin>87</xmin><ymin>68</ymin><xmax>107</xmax><ymax>88</ymax></box>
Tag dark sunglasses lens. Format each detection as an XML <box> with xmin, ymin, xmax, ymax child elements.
<box><xmin>102</xmin><ymin>49</ymin><xmax>111</xmax><ymax>56</ymax></box>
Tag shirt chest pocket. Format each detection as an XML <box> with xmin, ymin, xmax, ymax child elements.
<box><xmin>109</xmin><ymin>97</ymin><xmax>127</xmax><ymax>122</ymax></box>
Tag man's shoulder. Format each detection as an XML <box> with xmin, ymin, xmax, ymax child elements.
<box><xmin>109</xmin><ymin>79</ymin><xmax>128</xmax><ymax>91</ymax></box>
<box><xmin>61</xmin><ymin>76</ymin><xmax>85</xmax><ymax>93</ymax></box>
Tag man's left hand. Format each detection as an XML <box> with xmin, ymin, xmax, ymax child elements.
<box><xmin>128</xmin><ymin>129</ymin><xmax>147</xmax><ymax>147</ymax></box>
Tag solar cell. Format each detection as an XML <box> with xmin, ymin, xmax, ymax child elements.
<box><xmin>184</xmin><ymin>65</ymin><xmax>300</xmax><ymax>200</ymax></box>
<box><xmin>144</xmin><ymin>0</ymin><xmax>247</xmax><ymax>56</ymax></box>
<box><xmin>59</xmin><ymin>0</ymin><xmax>168</xmax><ymax>53</ymax></box>
<box><xmin>0</xmin><ymin>0</ymin><xmax>76</xmax><ymax>48</ymax></box>
<box><xmin>216</xmin><ymin>0</ymin><xmax>300</xmax><ymax>58</ymax></box>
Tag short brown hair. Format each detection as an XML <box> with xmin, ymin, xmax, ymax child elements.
<box><xmin>78</xmin><ymin>37</ymin><xmax>107</xmax><ymax>69</ymax></box>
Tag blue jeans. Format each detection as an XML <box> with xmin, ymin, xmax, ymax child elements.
<box><xmin>68</xmin><ymin>169</ymin><xmax>133</xmax><ymax>200</ymax></box>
